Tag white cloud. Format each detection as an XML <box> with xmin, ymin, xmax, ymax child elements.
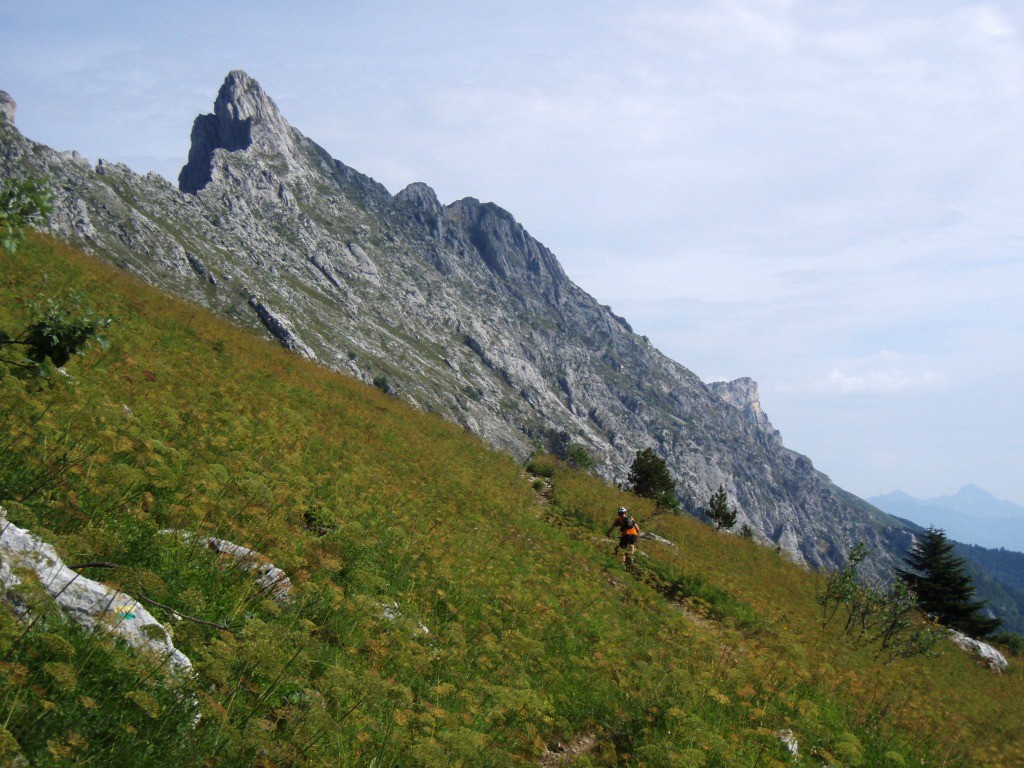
<box><xmin>823</xmin><ymin>352</ymin><xmax>944</xmax><ymax>395</ymax></box>
<box><xmin>624</xmin><ymin>0</ymin><xmax>800</xmax><ymax>56</ymax></box>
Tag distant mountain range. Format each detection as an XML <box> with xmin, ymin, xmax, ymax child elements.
<box><xmin>869</xmin><ymin>485</ymin><xmax>1024</xmax><ymax>554</ymax></box>
<box><xmin>870</xmin><ymin>486</ymin><xmax>1024</xmax><ymax>634</ymax></box>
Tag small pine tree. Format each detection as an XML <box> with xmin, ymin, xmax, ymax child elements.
<box><xmin>706</xmin><ymin>485</ymin><xmax>738</xmax><ymax>530</ymax></box>
<box><xmin>627</xmin><ymin>448</ymin><xmax>676</xmax><ymax>506</ymax></box>
<box><xmin>896</xmin><ymin>527</ymin><xmax>1001</xmax><ymax>638</ymax></box>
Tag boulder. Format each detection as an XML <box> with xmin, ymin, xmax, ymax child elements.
<box><xmin>0</xmin><ymin>510</ymin><xmax>191</xmax><ymax>674</ymax></box>
<box><xmin>160</xmin><ymin>530</ymin><xmax>293</xmax><ymax>602</ymax></box>
<box><xmin>949</xmin><ymin>630</ymin><xmax>1008</xmax><ymax>673</ymax></box>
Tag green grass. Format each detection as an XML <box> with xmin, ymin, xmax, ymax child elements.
<box><xmin>0</xmin><ymin>233</ymin><xmax>1021</xmax><ymax>766</ymax></box>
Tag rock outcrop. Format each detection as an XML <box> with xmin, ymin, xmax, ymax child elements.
<box><xmin>0</xmin><ymin>90</ymin><xmax>14</xmax><ymax>125</ymax></box>
<box><xmin>160</xmin><ymin>530</ymin><xmax>294</xmax><ymax>603</ymax></box>
<box><xmin>949</xmin><ymin>630</ymin><xmax>1009</xmax><ymax>673</ymax></box>
<box><xmin>0</xmin><ymin>510</ymin><xmax>192</xmax><ymax>674</ymax></box>
<box><xmin>0</xmin><ymin>71</ymin><xmax>913</xmax><ymax>579</ymax></box>
<box><xmin>710</xmin><ymin>377</ymin><xmax>781</xmax><ymax>445</ymax></box>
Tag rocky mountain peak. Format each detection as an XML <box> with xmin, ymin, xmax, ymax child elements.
<box><xmin>710</xmin><ymin>377</ymin><xmax>780</xmax><ymax>442</ymax></box>
<box><xmin>0</xmin><ymin>91</ymin><xmax>15</xmax><ymax>125</ymax></box>
<box><xmin>395</xmin><ymin>182</ymin><xmax>443</xmax><ymax>215</ymax></box>
<box><xmin>178</xmin><ymin>70</ymin><xmax>293</xmax><ymax>193</ymax></box>
<box><xmin>445</xmin><ymin>197</ymin><xmax>568</xmax><ymax>295</ymax></box>
<box><xmin>1</xmin><ymin>70</ymin><xmax>925</xmax><ymax>582</ymax></box>
<box><xmin>215</xmin><ymin>70</ymin><xmax>288</xmax><ymax>135</ymax></box>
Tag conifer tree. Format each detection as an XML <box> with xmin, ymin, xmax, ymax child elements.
<box><xmin>627</xmin><ymin>447</ymin><xmax>677</xmax><ymax>510</ymax></box>
<box><xmin>706</xmin><ymin>485</ymin><xmax>738</xmax><ymax>530</ymax></box>
<box><xmin>896</xmin><ymin>526</ymin><xmax>1001</xmax><ymax>638</ymax></box>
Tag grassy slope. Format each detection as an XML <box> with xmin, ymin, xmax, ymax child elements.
<box><xmin>0</xmin><ymin>234</ymin><xmax>1020</xmax><ymax>767</ymax></box>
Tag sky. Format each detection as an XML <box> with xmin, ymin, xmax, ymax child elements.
<box><xmin>2</xmin><ymin>1</ymin><xmax>1023</xmax><ymax>509</ymax></box>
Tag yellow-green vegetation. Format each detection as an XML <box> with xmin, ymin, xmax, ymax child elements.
<box><xmin>0</xmin><ymin>233</ymin><xmax>1021</xmax><ymax>766</ymax></box>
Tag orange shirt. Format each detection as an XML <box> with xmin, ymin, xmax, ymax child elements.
<box><xmin>613</xmin><ymin>514</ymin><xmax>639</xmax><ymax>536</ymax></box>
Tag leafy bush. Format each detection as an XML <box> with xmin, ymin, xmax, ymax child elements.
<box><xmin>818</xmin><ymin>545</ymin><xmax>947</xmax><ymax>661</ymax></box>
<box><xmin>0</xmin><ymin>177</ymin><xmax>51</xmax><ymax>253</ymax></box>
<box><xmin>0</xmin><ymin>294</ymin><xmax>111</xmax><ymax>375</ymax></box>
<box><xmin>991</xmin><ymin>631</ymin><xmax>1024</xmax><ymax>656</ymax></box>
<box><xmin>525</xmin><ymin>452</ymin><xmax>560</xmax><ymax>478</ymax></box>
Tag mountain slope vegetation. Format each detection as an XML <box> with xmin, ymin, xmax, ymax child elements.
<box><xmin>0</xmin><ymin>235</ymin><xmax>1021</xmax><ymax>766</ymax></box>
<box><xmin>0</xmin><ymin>74</ymin><xmax>916</xmax><ymax>580</ymax></box>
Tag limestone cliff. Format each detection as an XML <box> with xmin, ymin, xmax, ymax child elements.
<box><xmin>0</xmin><ymin>72</ymin><xmax>911</xmax><ymax>577</ymax></box>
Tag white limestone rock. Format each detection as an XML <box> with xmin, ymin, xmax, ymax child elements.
<box><xmin>0</xmin><ymin>90</ymin><xmax>15</xmax><ymax>124</ymax></box>
<box><xmin>377</xmin><ymin>599</ymin><xmax>430</xmax><ymax>637</ymax></box>
<box><xmin>160</xmin><ymin>530</ymin><xmax>293</xmax><ymax>602</ymax></box>
<box><xmin>949</xmin><ymin>629</ymin><xmax>1008</xmax><ymax>673</ymax></box>
<box><xmin>0</xmin><ymin>511</ymin><xmax>192</xmax><ymax>674</ymax></box>
<box><xmin>776</xmin><ymin>728</ymin><xmax>799</xmax><ymax>758</ymax></box>
<box><xmin>639</xmin><ymin>531</ymin><xmax>677</xmax><ymax>548</ymax></box>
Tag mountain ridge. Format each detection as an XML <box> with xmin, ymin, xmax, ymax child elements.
<box><xmin>0</xmin><ymin>72</ymin><xmax>918</xmax><ymax>579</ymax></box>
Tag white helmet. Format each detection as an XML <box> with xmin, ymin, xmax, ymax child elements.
<box><xmin>618</xmin><ymin>507</ymin><xmax>627</xmax><ymax>514</ymax></box>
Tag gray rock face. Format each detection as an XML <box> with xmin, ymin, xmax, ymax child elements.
<box><xmin>0</xmin><ymin>71</ymin><xmax>911</xmax><ymax>579</ymax></box>
<box><xmin>710</xmin><ymin>377</ymin><xmax>780</xmax><ymax>445</ymax></box>
<box><xmin>248</xmin><ymin>297</ymin><xmax>317</xmax><ymax>359</ymax></box>
<box><xmin>179</xmin><ymin>70</ymin><xmax>293</xmax><ymax>193</ymax></box>
<box><xmin>0</xmin><ymin>91</ymin><xmax>14</xmax><ymax>125</ymax></box>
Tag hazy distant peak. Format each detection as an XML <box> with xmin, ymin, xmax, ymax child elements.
<box><xmin>949</xmin><ymin>484</ymin><xmax>993</xmax><ymax>502</ymax></box>
<box><xmin>935</xmin><ymin>485</ymin><xmax>1022</xmax><ymax>519</ymax></box>
<box><xmin>872</xmin><ymin>490</ymin><xmax>920</xmax><ymax>504</ymax></box>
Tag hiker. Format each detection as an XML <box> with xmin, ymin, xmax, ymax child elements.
<box><xmin>607</xmin><ymin>506</ymin><xmax>639</xmax><ymax>565</ymax></box>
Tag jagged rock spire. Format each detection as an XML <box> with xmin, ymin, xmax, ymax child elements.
<box><xmin>178</xmin><ymin>70</ymin><xmax>292</xmax><ymax>193</ymax></box>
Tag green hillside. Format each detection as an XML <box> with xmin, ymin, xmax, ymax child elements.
<box><xmin>0</xmin><ymin>234</ymin><xmax>1021</xmax><ymax>766</ymax></box>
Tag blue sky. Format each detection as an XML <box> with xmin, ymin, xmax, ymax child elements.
<box><xmin>3</xmin><ymin>1</ymin><xmax>1023</xmax><ymax>508</ymax></box>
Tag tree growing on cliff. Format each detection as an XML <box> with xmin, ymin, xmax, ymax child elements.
<box><xmin>896</xmin><ymin>527</ymin><xmax>1001</xmax><ymax>638</ymax></box>
<box><xmin>706</xmin><ymin>485</ymin><xmax>738</xmax><ymax>530</ymax></box>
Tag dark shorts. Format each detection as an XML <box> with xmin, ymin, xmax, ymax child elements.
<box><xmin>618</xmin><ymin>533</ymin><xmax>639</xmax><ymax>549</ymax></box>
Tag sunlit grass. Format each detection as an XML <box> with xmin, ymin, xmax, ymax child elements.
<box><xmin>0</xmin><ymin>233</ymin><xmax>1020</xmax><ymax>765</ymax></box>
